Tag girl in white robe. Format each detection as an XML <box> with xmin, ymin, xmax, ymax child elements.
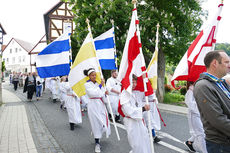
<box><xmin>84</xmin><ymin>68</ymin><xmax>110</xmax><ymax>153</ymax></box>
<box><xmin>120</xmin><ymin>77</ymin><xmax>151</xmax><ymax>153</ymax></box>
<box><xmin>185</xmin><ymin>83</ymin><xmax>207</xmax><ymax>153</ymax></box>
<box><xmin>59</xmin><ymin>76</ymin><xmax>68</xmax><ymax>110</ymax></box>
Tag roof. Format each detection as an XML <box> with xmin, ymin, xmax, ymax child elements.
<box><xmin>3</xmin><ymin>38</ymin><xmax>34</xmax><ymax>52</ymax></box>
<box><xmin>44</xmin><ymin>1</ymin><xmax>64</xmax><ymax>42</ymax></box>
<box><xmin>29</xmin><ymin>34</ymin><xmax>47</xmax><ymax>54</ymax></box>
<box><xmin>0</xmin><ymin>23</ymin><xmax>6</xmax><ymax>35</ymax></box>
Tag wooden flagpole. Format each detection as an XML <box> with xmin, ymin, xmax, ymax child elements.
<box><xmin>86</xmin><ymin>19</ymin><xmax>120</xmax><ymax>141</ymax></box>
<box><xmin>132</xmin><ymin>0</ymin><xmax>155</xmax><ymax>153</ymax></box>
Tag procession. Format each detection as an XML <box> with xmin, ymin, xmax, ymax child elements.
<box><xmin>0</xmin><ymin>0</ymin><xmax>230</xmax><ymax>153</ymax></box>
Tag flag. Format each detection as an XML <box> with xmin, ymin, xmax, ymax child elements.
<box><xmin>68</xmin><ymin>33</ymin><xmax>101</xmax><ymax>97</ymax></box>
<box><xmin>117</xmin><ymin>8</ymin><xmax>147</xmax><ymax>94</ymax></box>
<box><xmin>147</xmin><ymin>50</ymin><xmax>158</xmax><ymax>90</ymax></box>
<box><xmin>94</xmin><ymin>27</ymin><xmax>117</xmax><ymax>70</ymax></box>
<box><xmin>36</xmin><ymin>31</ymin><xmax>71</xmax><ymax>78</ymax></box>
<box><xmin>171</xmin><ymin>2</ymin><xmax>223</xmax><ymax>88</ymax></box>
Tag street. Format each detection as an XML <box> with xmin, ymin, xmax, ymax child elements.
<box><xmin>1</xmin><ymin>81</ymin><xmax>191</xmax><ymax>153</ymax></box>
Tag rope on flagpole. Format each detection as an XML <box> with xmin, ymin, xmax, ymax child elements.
<box><xmin>132</xmin><ymin>0</ymin><xmax>155</xmax><ymax>153</ymax></box>
<box><xmin>85</xmin><ymin>18</ymin><xmax>121</xmax><ymax>141</ymax></box>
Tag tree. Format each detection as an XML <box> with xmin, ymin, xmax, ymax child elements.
<box><xmin>216</xmin><ymin>43</ymin><xmax>230</xmax><ymax>56</ymax></box>
<box><xmin>67</xmin><ymin>0</ymin><xmax>204</xmax><ymax>102</ymax></box>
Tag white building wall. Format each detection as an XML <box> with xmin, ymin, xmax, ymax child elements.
<box><xmin>2</xmin><ymin>39</ymin><xmax>32</xmax><ymax>73</ymax></box>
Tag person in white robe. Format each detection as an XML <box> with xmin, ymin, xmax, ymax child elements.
<box><xmin>185</xmin><ymin>82</ymin><xmax>207</xmax><ymax>153</ymax></box>
<box><xmin>80</xmin><ymin>94</ymin><xmax>89</xmax><ymax>111</ymax></box>
<box><xmin>106</xmin><ymin>70</ymin><xmax>121</xmax><ymax>122</ymax></box>
<box><xmin>64</xmin><ymin>79</ymin><xmax>82</xmax><ymax>131</ymax></box>
<box><xmin>84</xmin><ymin>68</ymin><xmax>111</xmax><ymax>153</ymax></box>
<box><xmin>50</xmin><ymin>77</ymin><xmax>60</xmax><ymax>102</ymax></box>
<box><xmin>120</xmin><ymin>75</ymin><xmax>151</xmax><ymax>153</ymax></box>
<box><xmin>59</xmin><ymin>76</ymin><xmax>68</xmax><ymax>110</ymax></box>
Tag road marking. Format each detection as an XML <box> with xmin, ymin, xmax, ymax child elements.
<box><xmin>158</xmin><ymin>141</ymin><xmax>189</xmax><ymax>153</ymax></box>
<box><xmin>111</xmin><ymin>122</ymin><xmax>189</xmax><ymax>153</ymax></box>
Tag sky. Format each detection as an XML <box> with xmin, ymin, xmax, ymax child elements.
<box><xmin>0</xmin><ymin>0</ymin><xmax>230</xmax><ymax>45</ymax></box>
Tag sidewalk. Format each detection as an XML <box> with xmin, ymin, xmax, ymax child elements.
<box><xmin>158</xmin><ymin>103</ymin><xmax>188</xmax><ymax>115</ymax></box>
<box><xmin>0</xmin><ymin>89</ymin><xmax>38</xmax><ymax>153</ymax></box>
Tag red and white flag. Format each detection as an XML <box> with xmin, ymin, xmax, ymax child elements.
<box><xmin>118</xmin><ymin>8</ymin><xmax>147</xmax><ymax>94</ymax></box>
<box><xmin>171</xmin><ymin>2</ymin><xmax>223</xmax><ymax>88</ymax></box>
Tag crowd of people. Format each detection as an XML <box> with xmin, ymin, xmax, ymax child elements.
<box><xmin>7</xmin><ymin>50</ymin><xmax>230</xmax><ymax>153</ymax></box>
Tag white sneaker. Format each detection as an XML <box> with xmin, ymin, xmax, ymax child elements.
<box><xmin>95</xmin><ymin>144</ymin><xmax>101</xmax><ymax>153</ymax></box>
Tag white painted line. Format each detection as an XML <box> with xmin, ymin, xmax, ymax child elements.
<box><xmin>158</xmin><ymin>141</ymin><xmax>189</xmax><ymax>153</ymax></box>
<box><xmin>111</xmin><ymin>122</ymin><xmax>189</xmax><ymax>153</ymax></box>
<box><xmin>157</xmin><ymin>131</ymin><xmax>184</xmax><ymax>144</ymax></box>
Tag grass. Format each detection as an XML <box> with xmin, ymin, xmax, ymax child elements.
<box><xmin>163</xmin><ymin>92</ymin><xmax>186</xmax><ymax>106</ymax></box>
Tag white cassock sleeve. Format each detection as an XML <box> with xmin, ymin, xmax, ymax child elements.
<box><xmin>85</xmin><ymin>82</ymin><xmax>105</xmax><ymax>98</ymax></box>
<box><xmin>106</xmin><ymin>78</ymin><xmax>113</xmax><ymax>92</ymax></box>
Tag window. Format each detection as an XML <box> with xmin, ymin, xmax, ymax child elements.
<box><xmin>18</xmin><ymin>56</ymin><xmax>21</xmax><ymax>63</ymax></box>
<box><xmin>15</xmin><ymin>48</ymin><xmax>18</xmax><ymax>53</ymax></box>
<box><xmin>3</xmin><ymin>58</ymin><xmax>5</xmax><ymax>61</ymax></box>
<box><xmin>22</xmin><ymin>56</ymin><xmax>25</xmax><ymax>62</ymax></box>
<box><xmin>12</xmin><ymin>57</ymin><xmax>15</xmax><ymax>64</ymax></box>
<box><xmin>10</xmin><ymin>49</ymin><xmax>12</xmax><ymax>53</ymax></box>
<box><xmin>6</xmin><ymin>58</ymin><xmax>9</xmax><ymax>63</ymax></box>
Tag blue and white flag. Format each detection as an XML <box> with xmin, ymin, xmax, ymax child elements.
<box><xmin>94</xmin><ymin>27</ymin><xmax>117</xmax><ymax>70</ymax></box>
<box><xmin>36</xmin><ymin>31</ymin><xmax>71</xmax><ymax>78</ymax></box>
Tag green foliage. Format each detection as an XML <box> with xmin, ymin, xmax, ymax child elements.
<box><xmin>215</xmin><ymin>43</ymin><xmax>230</xmax><ymax>56</ymax></box>
<box><xmin>163</xmin><ymin>92</ymin><xmax>185</xmax><ymax>103</ymax></box>
<box><xmin>1</xmin><ymin>60</ymin><xmax>5</xmax><ymax>72</ymax></box>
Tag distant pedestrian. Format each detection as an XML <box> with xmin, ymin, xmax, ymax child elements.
<box><xmin>194</xmin><ymin>50</ymin><xmax>230</xmax><ymax>153</ymax></box>
<box><xmin>23</xmin><ymin>72</ymin><xmax>36</xmax><ymax>102</ymax></box>
<box><xmin>35</xmin><ymin>73</ymin><xmax>44</xmax><ymax>101</ymax></box>
<box><xmin>19</xmin><ymin>73</ymin><xmax>24</xmax><ymax>87</ymax></box>
<box><xmin>12</xmin><ymin>72</ymin><xmax>19</xmax><ymax>91</ymax></box>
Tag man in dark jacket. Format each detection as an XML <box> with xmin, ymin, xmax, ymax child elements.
<box><xmin>194</xmin><ymin>50</ymin><xmax>230</xmax><ymax>153</ymax></box>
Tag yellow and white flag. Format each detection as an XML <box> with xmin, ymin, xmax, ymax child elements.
<box><xmin>69</xmin><ymin>33</ymin><xmax>101</xmax><ymax>97</ymax></box>
<box><xmin>147</xmin><ymin>23</ymin><xmax>160</xmax><ymax>90</ymax></box>
<box><xmin>147</xmin><ymin>49</ymin><xmax>158</xmax><ymax>90</ymax></box>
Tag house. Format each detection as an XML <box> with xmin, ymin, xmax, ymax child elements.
<box><xmin>2</xmin><ymin>38</ymin><xmax>35</xmax><ymax>74</ymax></box>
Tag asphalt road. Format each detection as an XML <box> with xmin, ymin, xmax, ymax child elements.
<box><xmin>4</xmin><ymin>83</ymin><xmax>192</xmax><ymax>153</ymax></box>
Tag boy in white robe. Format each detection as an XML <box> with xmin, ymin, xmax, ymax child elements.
<box><xmin>64</xmin><ymin>79</ymin><xmax>82</xmax><ymax>131</ymax></box>
<box><xmin>106</xmin><ymin>70</ymin><xmax>121</xmax><ymax>122</ymax></box>
<box><xmin>185</xmin><ymin>82</ymin><xmax>207</xmax><ymax>153</ymax></box>
<box><xmin>84</xmin><ymin>68</ymin><xmax>111</xmax><ymax>153</ymax></box>
<box><xmin>119</xmin><ymin>75</ymin><xmax>151</xmax><ymax>153</ymax></box>
<box><xmin>50</xmin><ymin>77</ymin><xmax>60</xmax><ymax>102</ymax></box>
<box><xmin>59</xmin><ymin>76</ymin><xmax>68</xmax><ymax>110</ymax></box>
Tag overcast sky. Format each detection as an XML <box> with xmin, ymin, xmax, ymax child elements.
<box><xmin>0</xmin><ymin>0</ymin><xmax>229</xmax><ymax>45</ymax></box>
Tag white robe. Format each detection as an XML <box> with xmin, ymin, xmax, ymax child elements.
<box><xmin>80</xmin><ymin>94</ymin><xmax>89</xmax><ymax>110</ymax></box>
<box><xmin>121</xmin><ymin>90</ymin><xmax>151</xmax><ymax>153</ymax></box>
<box><xmin>64</xmin><ymin>82</ymin><xmax>82</xmax><ymax>124</ymax></box>
<box><xmin>185</xmin><ymin>85</ymin><xmax>207</xmax><ymax>153</ymax></box>
<box><xmin>106</xmin><ymin>77</ymin><xmax>121</xmax><ymax>115</ymax></box>
<box><xmin>59</xmin><ymin>81</ymin><xmax>68</xmax><ymax>107</ymax></box>
<box><xmin>143</xmin><ymin>93</ymin><xmax>161</xmax><ymax>130</ymax></box>
<box><xmin>50</xmin><ymin>78</ymin><xmax>60</xmax><ymax>99</ymax></box>
<box><xmin>84</xmin><ymin>81</ymin><xmax>111</xmax><ymax>138</ymax></box>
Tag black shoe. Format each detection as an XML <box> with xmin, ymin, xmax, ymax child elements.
<box><xmin>108</xmin><ymin>113</ymin><xmax>112</xmax><ymax>121</ymax></box>
<box><xmin>115</xmin><ymin>115</ymin><xmax>121</xmax><ymax>123</ymax></box>
<box><xmin>70</xmin><ymin>123</ymin><xmax>74</xmax><ymax>131</ymax></box>
<box><xmin>60</xmin><ymin>104</ymin><xmax>63</xmax><ymax>109</ymax></box>
<box><xmin>154</xmin><ymin>136</ymin><xmax>161</xmax><ymax>143</ymax></box>
<box><xmin>53</xmin><ymin>99</ymin><xmax>56</xmax><ymax>103</ymax></box>
<box><xmin>184</xmin><ymin>141</ymin><xmax>196</xmax><ymax>152</ymax></box>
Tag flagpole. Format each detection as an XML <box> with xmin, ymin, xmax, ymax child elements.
<box><xmin>212</xmin><ymin>0</ymin><xmax>223</xmax><ymax>51</ymax></box>
<box><xmin>132</xmin><ymin>0</ymin><xmax>155</xmax><ymax>153</ymax></box>
<box><xmin>86</xmin><ymin>19</ymin><xmax>121</xmax><ymax>141</ymax></box>
<box><xmin>111</xmin><ymin>20</ymin><xmax>118</xmax><ymax>70</ymax></box>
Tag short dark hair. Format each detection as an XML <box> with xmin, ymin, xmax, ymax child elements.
<box><xmin>204</xmin><ymin>50</ymin><xmax>225</xmax><ymax>68</ymax></box>
<box><xmin>111</xmin><ymin>70</ymin><xmax>116</xmax><ymax>75</ymax></box>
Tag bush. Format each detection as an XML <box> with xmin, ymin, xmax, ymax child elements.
<box><xmin>180</xmin><ymin>86</ymin><xmax>187</xmax><ymax>95</ymax></box>
<box><xmin>164</xmin><ymin>84</ymin><xmax>173</xmax><ymax>93</ymax></box>
<box><xmin>163</xmin><ymin>92</ymin><xmax>185</xmax><ymax>103</ymax></box>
